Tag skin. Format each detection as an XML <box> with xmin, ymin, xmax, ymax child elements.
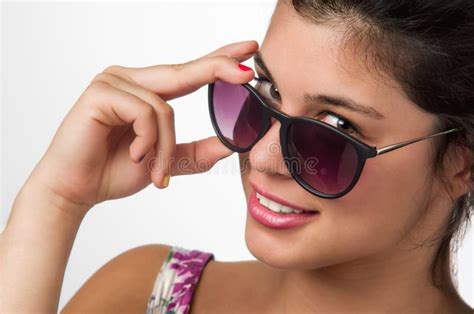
<box><xmin>0</xmin><ymin>2</ymin><xmax>472</xmax><ymax>314</ymax></box>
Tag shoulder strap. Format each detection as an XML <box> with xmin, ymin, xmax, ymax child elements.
<box><xmin>146</xmin><ymin>246</ymin><xmax>214</xmax><ymax>314</ymax></box>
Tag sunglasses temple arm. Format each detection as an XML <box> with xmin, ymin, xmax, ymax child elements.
<box><xmin>375</xmin><ymin>128</ymin><xmax>461</xmax><ymax>156</ymax></box>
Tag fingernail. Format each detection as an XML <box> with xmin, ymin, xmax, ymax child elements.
<box><xmin>161</xmin><ymin>175</ymin><xmax>170</xmax><ymax>188</ymax></box>
<box><xmin>238</xmin><ymin>63</ymin><xmax>252</xmax><ymax>71</ymax></box>
<box><xmin>139</xmin><ymin>155</ymin><xmax>145</xmax><ymax>162</ymax></box>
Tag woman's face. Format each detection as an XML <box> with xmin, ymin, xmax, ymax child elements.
<box><xmin>239</xmin><ymin>2</ymin><xmax>450</xmax><ymax>270</ymax></box>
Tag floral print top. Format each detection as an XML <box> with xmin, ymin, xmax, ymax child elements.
<box><xmin>145</xmin><ymin>246</ymin><xmax>214</xmax><ymax>314</ymax></box>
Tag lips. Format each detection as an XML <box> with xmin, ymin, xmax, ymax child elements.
<box><xmin>249</xmin><ymin>181</ymin><xmax>320</xmax><ymax>213</ymax></box>
<box><xmin>248</xmin><ymin>189</ymin><xmax>319</xmax><ymax>229</ymax></box>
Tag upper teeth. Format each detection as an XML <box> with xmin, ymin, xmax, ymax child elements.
<box><xmin>256</xmin><ymin>192</ymin><xmax>304</xmax><ymax>214</ymax></box>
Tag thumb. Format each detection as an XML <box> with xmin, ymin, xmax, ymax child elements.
<box><xmin>170</xmin><ymin>136</ymin><xmax>234</xmax><ymax>176</ymax></box>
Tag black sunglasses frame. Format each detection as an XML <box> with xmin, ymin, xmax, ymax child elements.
<box><xmin>208</xmin><ymin>78</ymin><xmax>461</xmax><ymax>199</ymax></box>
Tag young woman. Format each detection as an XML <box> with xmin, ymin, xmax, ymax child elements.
<box><xmin>1</xmin><ymin>0</ymin><xmax>473</xmax><ymax>313</ymax></box>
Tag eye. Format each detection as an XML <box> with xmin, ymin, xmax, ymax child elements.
<box><xmin>254</xmin><ymin>76</ymin><xmax>362</xmax><ymax>138</ymax></box>
<box><xmin>318</xmin><ymin>111</ymin><xmax>360</xmax><ymax>136</ymax></box>
<box><xmin>254</xmin><ymin>77</ymin><xmax>281</xmax><ymax>104</ymax></box>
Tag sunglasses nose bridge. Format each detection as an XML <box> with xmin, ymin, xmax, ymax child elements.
<box><xmin>255</xmin><ymin>99</ymin><xmax>290</xmax><ymax>128</ymax></box>
<box><xmin>266</xmin><ymin>106</ymin><xmax>289</xmax><ymax>124</ymax></box>
<box><xmin>257</xmin><ymin>100</ymin><xmax>291</xmax><ymax>144</ymax></box>
<box><xmin>247</xmin><ymin>78</ymin><xmax>290</xmax><ymax>124</ymax></box>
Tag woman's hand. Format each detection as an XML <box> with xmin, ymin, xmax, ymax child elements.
<box><xmin>0</xmin><ymin>40</ymin><xmax>258</xmax><ymax>313</ymax></box>
<box><xmin>30</xmin><ymin>40</ymin><xmax>258</xmax><ymax>216</ymax></box>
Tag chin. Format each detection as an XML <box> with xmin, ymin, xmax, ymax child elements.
<box><xmin>244</xmin><ymin>213</ymin><xmax>333</xmax><ymax>270</ymax></box>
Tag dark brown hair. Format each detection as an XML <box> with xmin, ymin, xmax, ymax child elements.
<box><xmin>282</xmin><ymin>0</ymin><xmax>474</xmax><ymax>291</ymax></box>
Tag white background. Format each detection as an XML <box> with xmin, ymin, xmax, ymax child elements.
<box><xmin>1</xmin><ymin>1</ymin><xmax>472</xmax><ymax>310</ymax></box>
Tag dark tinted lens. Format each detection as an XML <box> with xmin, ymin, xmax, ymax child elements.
<box><xmin>212</xmin><ymin>80</ymin><xmax>265</xmax><ymax>148</ymax></box>
<box><xmin>287</xmin><ymin>120</ymin><xmax>359</xmax><ymax>195</ymax></box>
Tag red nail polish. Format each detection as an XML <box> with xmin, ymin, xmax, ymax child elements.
<box><xmin>238</xmin><ymin>63</ymin><xmax>252</xmax><ymax>71</ymax></box>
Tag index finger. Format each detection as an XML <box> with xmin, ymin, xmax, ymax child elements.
<box><xmin>108</xmin><ymin>40</ymin><xmax>259</xmax><ymax>101</ymax></box>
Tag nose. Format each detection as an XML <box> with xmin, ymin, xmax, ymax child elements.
<box><xmin>248</xmin><ymin>118</ymin><xmax>292</xmax><ymax>177</ymax></box>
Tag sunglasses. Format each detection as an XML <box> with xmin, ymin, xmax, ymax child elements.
<box><xmin>208</xmin><ymin>78</ymin><xmax>460</xmax><ymax>199</ymax></box>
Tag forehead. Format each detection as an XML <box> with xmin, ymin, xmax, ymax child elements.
<box><xmin>259</xmin><ymin>2</ymin><xmax>434</xmax><ymax>124</ymax></box>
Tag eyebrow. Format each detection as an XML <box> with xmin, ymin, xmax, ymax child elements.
<box><xmin>253</xmin><ymin>51</ymin><xmax>385</xmax><ymax>120</ymax></box>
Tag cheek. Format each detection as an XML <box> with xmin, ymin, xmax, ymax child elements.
<box><xmin>315</xmin><ymin>145</ymin><xmax>435</xmax><ymax>259</ymax></box>
<box><xmin>248</xmin><ymin>145</ymin><xmax>435</xmax><ymax>270</ymax></box>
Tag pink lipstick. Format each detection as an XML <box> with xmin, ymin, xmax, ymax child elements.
<box><xmin>247</xmin><ymin>185</ymin><xmax>319</xmax><ymax>229</ymax></box>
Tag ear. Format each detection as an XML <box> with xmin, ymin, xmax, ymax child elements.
<box><xmin>443</xmin><ymin>141</ymin><xmax>473</xmax><ymax>199</ymax></box>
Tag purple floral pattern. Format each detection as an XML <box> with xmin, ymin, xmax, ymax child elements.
<box><xmin>146</xmin><ymin>246</ymin><xmax>214</xmax><ymax>314</ymax></box>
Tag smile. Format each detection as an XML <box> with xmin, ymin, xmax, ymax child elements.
<box><xmin>256</xmin><ymin>192</ymin><xmax>306</xmax><ymax>214</ymax></box>
<box><xmin>248</xmin><ymin>184</ymin><xmax>319</xmax><ymax>229</ymax></box>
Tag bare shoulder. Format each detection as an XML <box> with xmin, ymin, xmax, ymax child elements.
<box><xmin>190</xmin><ymin>258</ymin><xmax>277</xmax><ymax>314</ymax></box>
<box><xmin>61</xmin><ymin>243</ymin><xmax>172</xmax><ymax>314</ymax></box>
<box><xmin>61</xmin><ymin>245</ymin><xmax>276</xmax><ymax>314</ymax></box>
